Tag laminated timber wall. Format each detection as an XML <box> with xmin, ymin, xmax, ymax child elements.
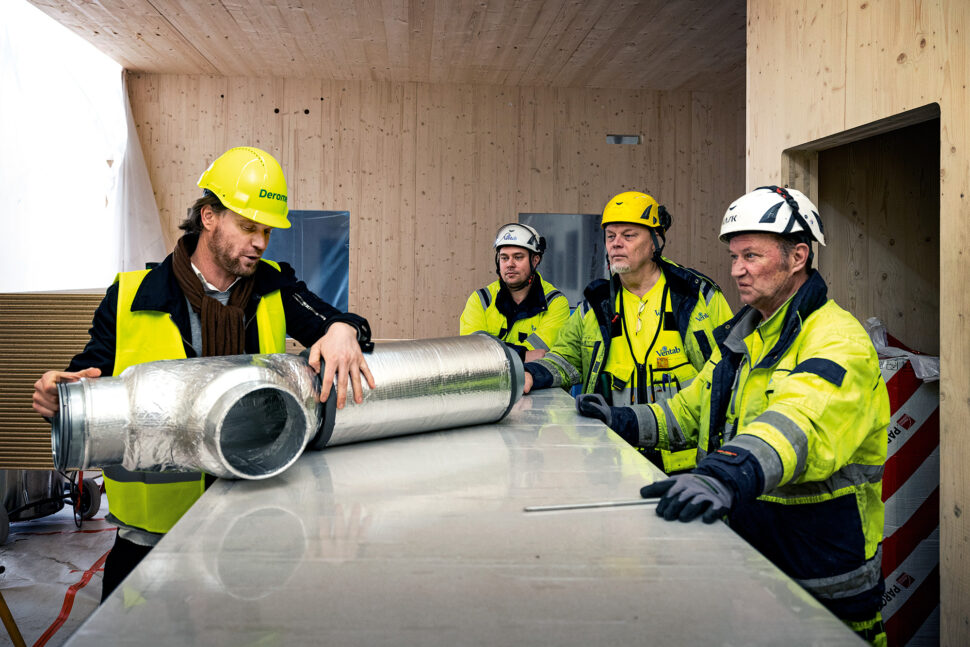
<box><xmin>746</xmin><ymin>1</ymin><xmax>968</xmax><ymax>644</ymax></box>
<box><xmin>0</xmin><ymin>293</ymin><xmax>104</xmax><ymax>469</ymax></box>
<box><xmin>126</xmin><ymin>75</ymin><xmax>745</xmax><ymax>340</ymax></box>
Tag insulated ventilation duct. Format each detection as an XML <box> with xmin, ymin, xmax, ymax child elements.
<box><xmin>310</xmin><ymin>334</ymin><xmax>523</xmax><ymax>449</ymax></box>
<box><xmin>53</xmin><ymin>353</ymin><xmax>319</xmax><ymax>480</ymax></box>
<box><xmin>52</xmin><ymin>335</ymin><xmax>523</xmax><ymax>479</ymax></box>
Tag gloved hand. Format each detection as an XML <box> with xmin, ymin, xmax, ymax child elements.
<box><xmin>575</xmin><ymin>394</ymin><xmax>612</xmax><ymax>427</ymax></box>
<box><xmin>640</xmin><ymin>473</ymin><xmax>733</xmax><ymax>523</ymax></box>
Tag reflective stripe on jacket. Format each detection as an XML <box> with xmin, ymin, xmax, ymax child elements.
<box><xmin>459</xmin><ymin>273</ymin><xmax>570</xmax><ymax>353</ymax></box>
<box><xmin>530</xmin><ymin>258</ymin><xmax>732</xmax><ymax>472</ymax></box>
<box><xmin>103</xmin><ymin>260</ymin><xmax>286</xmax><ymax>535</ymax></box>
<box><xmin>650</xmin><ymin>270</ymin><xmax>889</xmax><ymax>618</ymax></box>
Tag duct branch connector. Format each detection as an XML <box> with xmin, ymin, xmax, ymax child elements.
<box><xmin>53</xmin><ymin>354</ymin><xmax>319</xmax><ymax>480</ymax></box>
<box><xmin>52</xmin><ymin>334</ymin><xmax>523</xmax><ymax>480</ymax></box>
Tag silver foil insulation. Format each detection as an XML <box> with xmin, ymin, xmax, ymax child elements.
<box><xmin>53</xmin><ymin>353</ymin><xmax>320</xmax><ymax>480</ymax></box>
<box><xmin>310</xmin><ymin>334</ymin><xmax>524</xmax><ymax>449</ymax></box>
<box><xmin>52</xmin><ymin>334</ymin><xmax>523</xmax><ymax>479</ymax></box>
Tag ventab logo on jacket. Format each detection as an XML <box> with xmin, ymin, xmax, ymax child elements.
<box><xmin>655</xmin><ymin>345</ymin><xmax>682</xmax><ymax>357</ymax></box>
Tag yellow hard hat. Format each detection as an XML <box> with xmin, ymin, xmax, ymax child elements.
<box><xmin>601</xmin><ymin>191</ymin><xmax>670</xmax><ymax>230</ymax></box>
<box><xmin>197</xmin><ymin>146</ymin><xmax>291</xmax><ymax>229</ymax></box>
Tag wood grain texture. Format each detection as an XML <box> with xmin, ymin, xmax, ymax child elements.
<box><xmin>127</xmin><ymin>75</ymin><xmax>745</xmax><ymax>339</ymax></box>
<box><xmin>817</xmin><ymin>120</ymin><xmax>940</xmax><ymax>354</ymax></box>
<box><xmin>26</xmin><ymin>1</ymin><xmax>745</xmax><ymax>92</ymax></box>
<box><xmin>748</xmin><ymin>1</ymin><xmax>968</xmax><ymax>643</ymax></box>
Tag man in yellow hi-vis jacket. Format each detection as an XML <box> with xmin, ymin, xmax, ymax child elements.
<box><xmin>460</xmin><ymin>222</ymin><xmax>570</xmax><ymax>362</ymax></box>
<box><xmin>583</xmin><ymin>186</ymin><xmax>889</xmax><ymax>645</ymax></box>
<box><xmin>33</xmin><ymin>146</ymin><xmax>375</xmax><ymax>602</ymax></box>
<box><xmin>524</xmin><ymin>191</ymin><xmax>732</xmax><ymax>474</ymax></box>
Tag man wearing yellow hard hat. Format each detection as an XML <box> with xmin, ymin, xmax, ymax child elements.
<box><xmin>32</xmin><ymin>146</ymin><xmax>375</xmax><ymax>601</ymax></box>
<box><xmin>523</xmin><ymin>191</ymin><xmax>732</xmax><ymax>474</ymax></box>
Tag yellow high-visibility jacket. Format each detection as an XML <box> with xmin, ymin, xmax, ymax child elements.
<box><xmin>648</xmin><ymin>270</ymin><xmax>889</xmax><ymax>621</ymax></box>
<box><xmin>103</xmin><ymin>261</ymin><xmax>285</xmax><ymax>536</ymax></box>
<box><xmin>526</xmin><ymin>258</ymin><xmax>732</xmax><ymax>472</ymax></box>
<box><xmin>459</xmin><ymin>273</ymin><xmax>570</xmax><ymax>358</ymax></box>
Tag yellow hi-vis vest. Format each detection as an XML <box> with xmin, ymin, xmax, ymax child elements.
<box><xmin>103</xmin><ymin>261</ymin><xmax>286</xmax><ymax>535</ymax></box>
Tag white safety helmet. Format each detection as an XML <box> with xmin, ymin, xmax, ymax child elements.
<box><xmin>720</xmin><ymin>185</ymin><xmax>826</xmax><ymax>246</ymax></box>
<box><xmin>493</xmin><ymin>223</ymin><xmax>546</xmax><ymax>255</ymax></box>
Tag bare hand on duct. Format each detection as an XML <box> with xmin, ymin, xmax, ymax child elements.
<box><xmin>32</xmin><ymin>367</ymin><xmax>102</xmax><ymax>418</ymax></box>
<box><xmin>307</xmin><ymin>322</ymin><xmax>376</xmax><ymax>408</ymax></box>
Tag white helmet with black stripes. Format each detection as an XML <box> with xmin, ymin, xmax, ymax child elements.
<box><xmin>720</xmin><ymin>186</ymin><xmax>826</xmax><ymax>246</ymax></box>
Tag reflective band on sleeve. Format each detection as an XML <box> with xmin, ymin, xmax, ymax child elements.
<box><xmin>795</xmin><ymin>546</ymin><xmax>884</xmax><ymax>600</ymax></box>
<box><xmin>701</xmin><ymin>282</ymin><xmax>714</xmax><ymax>302</ymax></box>
<box><xmin>543</xmin><ymin>353</ymin><xmax>582</xmax><ymax>386</ymax></box>
<box><xmin>724</xmin><ymin>434</ymin><xmax>785</xmax><ymax>493</ymax></box>
<box><xmin>476</xmin><ymin>288</ymin><xmax>491</xmax><ymax>310</ymax></box>
<box><xmin>629</xmin><ymin>405</ymin><xmax>658</xmax><ymax>448</ymax></box>
<box><xmin>752</xmin><ymin>409</ymin><xmax>809</xmax><ymax>479</ymax></box>
<box><xmin>545</xmin><ymin>290</ymin><xmax>564</xmax><ymax>305</ymax></box>
<box><xmin>103</xmin><ymin>465</ymin><xmax>204</xmax><ymax>485</ymax></box>
<box><xmin>659</xmin><ymin>400</ymin><xmax>687</xmax><ymax>450</ymax></box>
<box><xmin>790</xmin><ymin>357</ymin><xmax>847</xmax><ymax>387</ymax></box>
<box><xmin>525</xmin><ymin>333</ymin><xmax>549</xmax><ymax>351</ymax></box>
<box><xmin>764</xmin><ymin>463</ymin><xmax>884</xmax><ymax>500</ymax></box>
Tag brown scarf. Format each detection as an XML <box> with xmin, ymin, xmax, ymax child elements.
<box><xmin>171</xmin><ymin>235</ymin><xmax>256</xmax><ymax>357</ymax></box>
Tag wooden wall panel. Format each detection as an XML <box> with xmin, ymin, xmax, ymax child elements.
<box><xmin>818</xmin><ymin>120</ymin><xmax>940</xmax><ymax>354</ymax></box>
<box><xmin>127</xmin><ymin>75</ymin><xmax>745</xmax><ymax>341</ymax></box>
<box><xmin>747</xmin><ymin>1</ymin><xmax>969</xmax><ymax>643</ymax></box>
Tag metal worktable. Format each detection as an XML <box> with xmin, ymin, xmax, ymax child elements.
<box><xmin>66</xmin><ymin>388</ymin><xmax>861</xmax><ymax>645</ymax></box>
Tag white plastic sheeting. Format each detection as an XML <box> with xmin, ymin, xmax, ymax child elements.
<box><xmin>0</xmin><ymin>1</ymin><xmax>165</xmax><ymax>293</ymax></box>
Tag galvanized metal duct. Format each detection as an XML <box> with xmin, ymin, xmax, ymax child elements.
<box><xmin>53</xmin><ymin>354</ymin><xmax>319</xmax><ymax>480</ymax></box>
<box><xmin>52</xmin><ymin>335</ymin><xmax>522</xmax><ymax>479</ymax></box>
<box><xmin>310</xmin><ymin>334</ymin><xmax>524</xmax><ymax>449</ymax></box>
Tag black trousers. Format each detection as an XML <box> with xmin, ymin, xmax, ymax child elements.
<box><xmin>101</xmin><ymin>533</ymin><xmax>153</xmax><ymax>603</ymax></box>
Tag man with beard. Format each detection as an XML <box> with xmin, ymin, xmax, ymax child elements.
<box><xmin>460</xmin><ymin>222</ymin><xmax>570</xmax><ymax>362</ymax></box>
<box><xmin>523</xmin><ymin>191</ymin><xmax>732</xmax><ymax>474</ymax></box>
<box><xmin>32</xmin><ymin>146</ymin><xmax>375</xmax><ymax>601</ymax></box>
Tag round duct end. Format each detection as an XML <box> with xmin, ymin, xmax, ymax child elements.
<box><xmin>52</xmin><ymin>381</ymin><xmax>86</xmax><ymax>471</ymax></box>
<box><xmin>211</xmin><ymin>385</ymin><xmax>310</xmax><ymax>479</ymax></box>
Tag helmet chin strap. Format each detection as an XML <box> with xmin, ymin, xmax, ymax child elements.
<box><xmin>649</xmin><ymin>228</ymin><xmax>666</xmax><ymax>262</ymax></box>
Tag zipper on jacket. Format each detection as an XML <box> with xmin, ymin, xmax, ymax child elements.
<box><xmin>292</xmin><ymin>293</ymin><xmax>329</xmax><ymax>324</ymax></box>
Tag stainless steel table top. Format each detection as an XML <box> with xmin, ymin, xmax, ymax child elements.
<box><xmin>67</xmin><ymin>389</ymin><xmax>862</xmax><ymax>645</ymax></box>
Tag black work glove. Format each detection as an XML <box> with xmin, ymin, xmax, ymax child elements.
<box><xmin>575</xmin><ymin>394</ymin><xmax>612</xmax><ymax>427</ymax></box>
<box><xmin>575</xmin><ymin>395</ymin><xmax>649</xmax><ymax>447</ymax></box>
<box><xmin>640</xmin><ymin>473</ymin><xmax>734</xmax><ymax>523</ymax></box>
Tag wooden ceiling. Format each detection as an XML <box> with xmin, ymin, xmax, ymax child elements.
<box><xmin>27</xmin><ymin>0</ymin><xmax>745</xmax><ymax>92</ymax></box>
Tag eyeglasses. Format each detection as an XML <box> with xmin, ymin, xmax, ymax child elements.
<box><xmin>635</xmin><ymin>300</ymin><xmax>648</xmax><ymax>333</ymax></box>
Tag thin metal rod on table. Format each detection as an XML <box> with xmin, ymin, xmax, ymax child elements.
<box><xmin>523</xmin><ymin>498</ymin><xmax>660</xmax><ymax>512</ymax></box>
